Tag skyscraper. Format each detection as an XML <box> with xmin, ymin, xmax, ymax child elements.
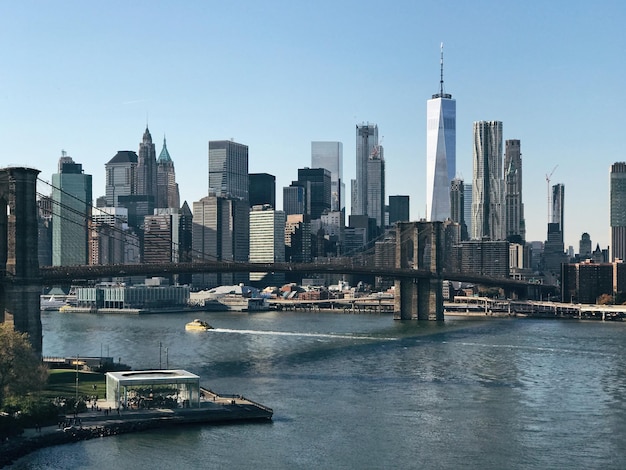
<box><xmin>367</xmin><ymin>145</ymin><xmax>385</xmax><ymax>229</ymax></box>
<box><xmin>137</xmin><ymin>126</ymin><xmax>157</xmax><ymax>207</ymax></box>
<box><xmin>611</xmin><ymin>162</ymin><xmax>626</xmax><ymax>261</ymax></box>
<box><xmin>156</xmin><ymin>137</ymin><xmax>180</xmax><ymax>209</ymax></box>
<box><xmin>249</xmin><ymin>205</ymin><xmax>286</xmax><ymax>286</ymax></box>
<box><xmin>208</xmin><ymin>140</ymin><xmax>249</xmax><ymax>200</ymax></box>
<box><xmin>449</xmin><ymin>178</ymin><xmax>467</xmax><ymax>240</ymax></box>
<box><xmin>249</xmin><ymin>173</ymin><xmax>276</xmax><ymax>208</ymax></box>
<box><xmin>311</xmin><ymin>141</ymin><xmax>344</xmax><ymax>212</ymax></box>
<box><xmin>471</xmin><ymin>121</ymin><xmax>504</xmax><ymax>241</ymax></box>
<box><xmin>388</xmin><ymin>195</ymin><xmax>410</xmax><ymax>226</ymax></box>
<box><xmin>293</xmin><ymin>168</ymin><xmax>331</xmax><ymax>220</ymax></box>
<box><xmin>52</xmin><ymin>152</ymin><xmax>92</xmax><ymax>266</ymax></box>
<box><xmin>504</xmin><ymin>139</ymin><xmax>525</xmax><ymax>243</ymax></box>
<box><xmin>426</xmin><ymin>44</ymin><xmax>456</xmax><ymax>222</ymax></box>
<box><xmin>105</xmin><ymin>150</ymin><xmax>138</xmax><ymax>207</ymax></box>
<box><xmin>551</xmin><ymin>183</ymin><xmax>565</xmax><ymax>235</ymax></box>
<box><xmin>353</xmin><ymin>123</ymin><xmax>378</xmax><ymax>217</ymax></box>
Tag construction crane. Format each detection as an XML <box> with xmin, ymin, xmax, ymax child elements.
<box><xmin>370</xmin><ymin>136</ymin><xmax>384</xmax><ymax>159</ymax></box>
<box><xmin>545</xmin><ymin>165</ymin><xmax>558</xmax><ymax>223</ymax></box>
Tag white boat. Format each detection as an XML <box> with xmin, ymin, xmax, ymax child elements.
<box><xmin>40</xmin><ymin>295</ymin><xmax>68</xmax><ymax>311</ymax></box>
<box><xmin>185</xmin><ymin>319</ymin><xmax>214</xmax><ymax>331</ymax></box>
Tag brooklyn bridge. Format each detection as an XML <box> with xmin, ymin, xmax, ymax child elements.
<box><xmin>0</xmin><ymin>167</ymin><xmax>553</xmax><ymax>355</ymax></box>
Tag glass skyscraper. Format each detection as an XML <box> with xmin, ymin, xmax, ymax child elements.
<box><xmin>354</xmin><ymin>123</ymin><xmax>378</xmax><ymax>217</ymax></box>
<box><xmin>311</xmin><ymin>141</ymin><xmax>344</xmax><ymax>212</ymax></box>
<box><xmin>471</xmin><ymin>120</ymin><xmax>504</xmax><ymax>241</ymax></box>
<box><xmin>208</xmin><ymin>140</ymin><xmax>249</xmax><ymax>201</ymax></box>
<box><xmin>52</xmin><ymin>153</ymin><xmax>92</xmax><ymax>266</ymax></box>
<box><xmin>426</xmin><ymin>45</ymin><xmax>456</xmax><ymax>222</ymax></box>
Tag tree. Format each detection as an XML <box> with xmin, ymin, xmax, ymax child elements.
<box><xmin>0</xmin><ymin>323</ymin><xmax>48</xmax><ymax>410</ymax></box>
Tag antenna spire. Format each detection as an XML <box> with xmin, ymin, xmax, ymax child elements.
<box><xmin>440</xmin><ymin>42</ymin><xmax>444</xmax><ymax>96</ymax></box>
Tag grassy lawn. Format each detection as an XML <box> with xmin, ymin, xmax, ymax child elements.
<box><xmin>41</xmin><ymin>369</ymin><xmax>106</xmax><ymax>400</ymax></box>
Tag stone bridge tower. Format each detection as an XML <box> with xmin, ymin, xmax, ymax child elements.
<box><xmin>0</xmin><ymin>167</ymin><xmax>42</xmax><ymax>354</ymax></box>
<box><xmin>394</xmin><ymin>221</ymin><xmax>444</xmax><ymax>320</ymax></box>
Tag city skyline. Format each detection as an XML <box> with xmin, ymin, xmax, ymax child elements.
<box><xmin>1</xmin><ymin>1</ymin><xmax>624</xmax><ymax>250</ymax></box>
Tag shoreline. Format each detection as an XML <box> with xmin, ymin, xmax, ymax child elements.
<box><xmin>0</xmin><ymin>391</ymin><xmax>272</xmax><ymax>468</ymax></box>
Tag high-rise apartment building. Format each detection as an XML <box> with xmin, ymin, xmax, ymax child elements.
<box><xmin>311</xmin><ymin>141</ymin><xmax>344</xmax><ymax>212</ymax></box>
<box><xmin>471</xmin><ymin>121</ymin><xmax>504</xmax><ymax>240</ymax></box>
<box><xmin>208</xmin><ymin>140</ymin><xmax>249</xmax><ymax>200</ymax></box>
<box><xmin>367</xmin><ymin>146</ymin><xmax>385</xmax><ymax>229</ymax></box>
<box><xmin>426</xmin><ymin>45</ymin><xmax>456</xmax><ymax>222</ymax></box>
<box><xmin>249</xmin><ymin>205</ymin><xmax>286</xmax><ymax>286</ymax></box>
<box><xmin>249</xmin><ymin>173</ymin><xmax>276</xmax><ymax>208</ymax></box>
<box><xmin>551</xmin><ymin>183</ymin><xmax>565</xmax><ymax>235</ymax></box>
<box><xmin>52</xmin><ymin>153</ymin><xmax>92</xmax><ymax>266</ymax></box>
<box><xmin>353</xmin><ymin>123</ymin><xmax>378</xmax><ymax>217</ymax></box>
<box><xmin>156</xmin><ymin>137</ymin><xmax>180</xmax><ymax>210</ymax></box>
<box><xmin>504</xmin><ymin>139</ymin><xmax>525</xmax><ymax>243</ymax></box>
<box><xmin>610</xmin><ymin>162</ymin><xmax>626</xmax><ymax>261</ymax></box>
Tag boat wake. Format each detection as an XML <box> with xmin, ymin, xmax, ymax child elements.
<box><xmin>210</xmin><ymin>328</ymin><xmax>397</xmax><ymax>341</ymax></box>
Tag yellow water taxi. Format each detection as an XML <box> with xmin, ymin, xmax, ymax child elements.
<box><xmin>185</xmin><ymin>319</ymin><xmax>214</xmax><ymax>331</ymax></box>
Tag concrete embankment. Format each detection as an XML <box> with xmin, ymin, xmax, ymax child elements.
<box><xmin>0</xmin><ymin>397</ymin><xmax>272</xmax><ymax>468</ymax></box>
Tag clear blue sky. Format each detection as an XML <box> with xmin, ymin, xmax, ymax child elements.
<box><xmin>1</xmin><ymin>1</ymin><xmax>624</xmax><ymax>250</ymax></box>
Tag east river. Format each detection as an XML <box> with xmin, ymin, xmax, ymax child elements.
<box><xmin>8</xmin><ymin>310</ymin><xmax>626</xmax><ymax>469</ymax></box>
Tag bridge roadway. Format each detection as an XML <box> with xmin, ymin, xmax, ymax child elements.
<box><xmin>37</xmin><ymin>260</ymin><xmax>554</xmax><ymax>295</ymax></box>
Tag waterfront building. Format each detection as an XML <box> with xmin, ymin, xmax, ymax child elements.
<box><xmin>367</xmin><ymin>146</ymin><xmax>385</xmax><ymax>229</ymax></box>
<box><xmin>249</xmin><ymin>205</ymin><xmax>286</xmax><ymax>286</ymax></box>
<box><xmin>354</xmin><ymin>123</ymin><xmax>379</xmax><ymax>217</ymax></box>
<box><xmin>137</xmin><ymin>127</ymin><xmax>158</xmax><ymax>210</ymax></box>
<box><xmin>191</xmin><ymin>194</ymin><xmax>249</xmax><ymax>289</ymax></box>
<box><xmin>311</xmin><ymin>141</ymin><xmax>344</xmax><ymax>211</ymax></box>
<box><xmin>471</xmin><ymin>120</ymin><xmax>504</xmax><ymax>240</ymax></box>
<box><xmin>156</xmin><ymin>137</ymin><xmax>180</xmax><ymax>210</ymax></box>
<box><xmin>388</xmin><ymin>195</ymin><xmax>410</xmax><ymax>226</ymax></box>
<box><xmin>105</xmin><ymin>150</ymin><xmax>138</xmax><ymax>207</ymax></box>
<box><xmin>208</xmin><ymin>140</ymin><xmax>249</xmax><ymax>200</ymax></box>
<box><xmin>560</xmin><ymin>260</ymin><xmax>622</xmax><ymax>304</ymax></box>
<box><xmin>610</xmin><ymin>162</ymin><xmax>626</xmax><ymax>261</ymax></box>
<box><xmin>426</xmin><ymin>45</ymin><xmax>456</xmax><ymax>222</ymax></box>
<box><xmin>249</xmin><ymin>173</ymin><xmax>276</xmax><ymax>208</ymax></box>
<box><xmin>504</xmin><ymin>139</ymin><xmax>525</xmax><ymax>243</ymax></box>
<box><xmin>52</xmin><ymin>153</ymin><xmax>92</xmax><ymax>266</ymax></box>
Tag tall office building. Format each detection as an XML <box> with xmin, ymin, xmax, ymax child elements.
<box><xmin>192</xmin><ymin>194</ymin><xmax>249</xmax><ymax>288</ymax></box>
<box><xmin>426</xmin><ymin>44</ymin><xmax>456</xmax><ymax>222</ymax></box>
<box><xmin>353</xmin><ymin>123</ymin><xmax>378</xmax><ymax>217</ymax></box>
<box><xmin>579</xmin><ymin>232</ymin><xmax>592</xmax><ymax>259</ymax></box>
<box><xmin>52</xmin><ymin>153</ymin><xmax>92</xmax><ymax>266</ymax></box>
<box><xmin>137</xmin><ymin>127</ymin><xmax>157</xmax><ymax>207</ymax></box>
<box><xmin>311</xmin><ymin>141</ymin><xmax>344</xmax><ymax>212</ymax></box>
<box><xmin>610</xmin><ymin>162</ymin><xmax>626</xmax><ymax>261</ymax></box>
<box><xmin>388</xmin><ymin>195</ymin><xmax>410</xmax><ymax>226</ymax></box>
<box><xmin>249</xmin><ymin>205</ymin><xmax>286</xmax><ymax>286</ymax></box>
<box><xmin>156</xmin><ymin>137</ymin><xmax>180</xmax><ymax>209</ymax></box>
<box><xmin>471</xmin><ymin>121</ymin><xmax>504</xmax><ymax>240</ymax></box>
<box><xmin>105</xmin><ymin>150</ymin><xmax>138</xmax><ymax>207</ymax></box>
<box><xmin>504</xmin><ymin>139</ymin><xmax>525</xmax><ymax>243</ymax></box>
<box><xmin>283</xmin><ymin>185</ymin><xmax>307</xmax><ymax>216</ymax></box>
<box><xmin>294</xmin><ymin>168</ymin><xmax>331</xmax><ymax>220</ymax></box>
<box><xmin>463</xmin><ymin>183</ymin><xmax>473</xmax><ymax>239</ymax></box>
<box><xmin>208</xmin><ymin>140</ymin><xmax>249</xmax><ymax>200</ymax></box>
<box><xmin>450</xmin><ymin>178</ymin><xmax>468</xmax><ymax>240</ymax></box>
<box><xmin>249</xmin><ymin>173</ymin><xmax>276</xmax><ymax>208</ymax></box>
<box><xmin>367</xmin><ymin>146</ymin><xmax>385</xmax><ymax>228</ymax></box>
